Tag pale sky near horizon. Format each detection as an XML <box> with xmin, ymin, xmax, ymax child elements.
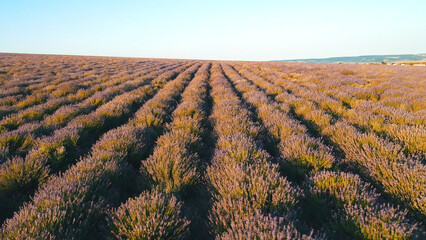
<box><xmin>1</xmin><ymin>0</ymin><xmax>425</xmax><ymax>61</ymax></box>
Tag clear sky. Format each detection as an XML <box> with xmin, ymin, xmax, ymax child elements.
<box><xmin>1</xmin><ymin>0</ymin><xmax>425</xmax><ymax>61</ymax></box>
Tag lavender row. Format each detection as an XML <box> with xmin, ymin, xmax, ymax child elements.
<box><xmin>0</xmin><ymin>61</ymin><xmax>183</xmax><ymax>160</ymax></box>
<box><xmin>108</xmin><ymin>63</ymin><xmax>210</xmax><ymax>239</ymax></box>
<box><xmin>281</xmin><ymin>66</ymin><xmax>424</xmax><ymax>157</ymax></box>
<box><xmin>241</xmin><ymin>65</ymin><xmax>426</xmax><ymax>223</ymax></box>
<box><xmin>0</xmin><ymin>54</ymin><xmax>159</xmax><ymax>99</ymax></box>
<box><xmin>222</xmin><ymin>63</ymin><xmax>335</xmax><ymax>179</ymax></box>
<box><xmin>227</xmin><ymin>63</ymin><xmax>420</xmax><ymax>239</ymax></box>
<box><xmin>0</xmin><ymin>60</ymin><xmax>171</xmax><ymax>132</ymax></box>
<box><xmin>206</xmin><ymin>63</ymin><xmax>309</xmax><ymax>239</ymax></box>
<box><xmin>0</xmin><ymin>63</ymin><xmax>193</xmax><ymax>223</ymax></box>
<box><xmin>0</xmin><ymin>63</ymin><xmax>202</xmax><ymax>239</ymax></box>
<box><xmin>0</xmin><ymin>56</ymin><xmax>158</xmax><ymax>116</ymax></box>
<box><xmin>255</xmin><ymin>64</ymin><xmax>425</xmax><ymax>158</ymax></box>
<box><xmin>258</xmin><ymin>62</ymin><xmax>425</xmax><ymax>115</ymax></box>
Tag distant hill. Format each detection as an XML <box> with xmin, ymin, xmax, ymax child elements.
<box><xmin>273</xmin><ymin>54</ymin><xmax>426</xmax><ymax>63</ymax></box>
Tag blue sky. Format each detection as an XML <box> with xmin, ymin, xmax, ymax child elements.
<box><xmin>0</xmin><ymin>0</ymin><xmax>425</xmax><ymax>60</ymax></box>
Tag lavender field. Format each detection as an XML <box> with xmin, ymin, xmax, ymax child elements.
<box><xmin>0</xmin><ymin>53</ymin><xmax>425</xmax><ymax>239</ymax></box>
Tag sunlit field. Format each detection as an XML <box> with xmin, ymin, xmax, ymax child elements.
<box><xmin>0</xmin><ymin>53</ymin><xmax>425</xmax><ymax>239</ymax></box>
